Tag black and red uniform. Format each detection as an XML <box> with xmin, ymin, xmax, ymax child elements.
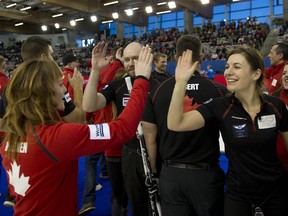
<box><xmin>149</xmin><ymin>70</ymin><xmax>171</xmax><ymax>87</ymax></box>
<box><xmin>0</xmin><ymin>77</ymin><xmax>149</xmax><ymax>216</ymax></box>
<box><xmin>142</xmin><ymin>72</ymin><xmax>227</xmax><ymax>216</ymax></box>
<box><xmin>101</xmin><ymin>73</ymin><xmax>169</xmax><ymax>216</ymax></box>
<box><xmin>197</xmin><ymin>93</ymin><xmax>288</xmax><ymax>216</ymax></box>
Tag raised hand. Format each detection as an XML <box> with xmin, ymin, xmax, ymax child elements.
<box><xmin>91</xmin><ymin>41</ymin><xmax>113</xmax><ymax>71</ymax></box>
<box><xmin>68</xmin><ymin>68</ymin><xmax>84</xmax><ymax>90</ymax></box>
<box><xmin>134</xmin><ymin>45</ymin><xmax>153</xmax><ymax>79</ymax></box>
<box><xmin>175</xmin><ymin>50</ymin><xmax>199</xmax><ymax>82</ymax></box>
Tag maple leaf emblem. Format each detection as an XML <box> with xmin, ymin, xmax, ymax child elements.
<box><xmin>183</xmin><ymin>95</ymin><xmax>200</xmax><ymax>113</ymax></box>
<box><xmin>7</xmin><ymin>161</ymin><xmax>31</xmax><ymax>197</ymax></box>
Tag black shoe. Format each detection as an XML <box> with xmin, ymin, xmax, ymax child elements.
<box><xmin>79</xmin><ymin>202</ymin><xmax>96</xmax><ymax>215</ymax></box>
<box><xmin>3</xmin><ymin>194</ymin><xmax>15</xmax><ymax>207</ymax></box>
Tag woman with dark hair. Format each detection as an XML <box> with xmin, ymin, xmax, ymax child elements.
<box><xmin>168</xmin><ymin>46</ymin><xmax>288</xmax><ymax>216</ymax></box>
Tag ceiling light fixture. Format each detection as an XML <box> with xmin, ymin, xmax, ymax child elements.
<box><xmin>20</xmin><ymin>6</ymin><xmax>31</xmax><ymax>11</ymax></box>
<box><xmin>70</xmin><ymin>20</ymin><xmax>76</xmax><ymax>26</ymax></box>
<box><xmin>112</xmin><ymin>12</ymin><xmax>119</xmax><ymax>19</ymax></box>
<box><xmin>52</xmin><ymin>13</ymin><xmax>63</xmax><ymax>18</ymax></box>
<box><xmin>157</xmin><ymin>2</ymin><xmax>167</xmax><ymax>5</ymax></box>
<box><xmin>62</xmin><ymin>28</ymin><xmax>66</xmax><ymax>31</ymax></box>
<box><xmin>125</xmin><ymin>9</ymin><xmax>133</xmax><ymax>16</ymax></box>
<box><xmin>75</xmin><ymin>18</ymin><xmax>84</xmax><ymax>22</ymax></box>
<box><xmin>102</xmin><ymin>20</ymin><xmax>113</xmax><ymax>24</ymax></box>
<box><xmin>168</xmin><ymin>1</ymin><xmax>176</xmax><ymax>9</ymax></box>
<box><xmin>15</xmin><ymin>22</ymin><xmax>23</xmax><ymax>26</ymax></box>
<box><xmin>6</xmin><ymin>3</ymin><xmax>17</xmax><ymax>8</ymax></box>
<box><xmin>103</xmin><ymin>1</ymin><xmax>118</xmax><ymax>6</ymax></box>
<box><xmin>132</xmin><ymin>7</ymin><xmax>138</xmax><ymax>10</ymax></box>
<box><xmin>145</xmin><ymin>6</ymin><xmax>153</xmax><ymax>14</ymax></box>
<box><xmin>91</xmin><ymin>15</ymin><xmax>97</xmax><ymax>22</ymax></box>
<box><xmin>41</xmin><ymin>25</ymin><xmax>48</xmax><ymax>31</ymax></box>
<box><xmin>156</xmin><ymin>10</ymin><xmax>171</xmax><ymax>15</ymax></box>
<box><xmin>201</xmin><ymin>0</ymin><xmax>209</xmax><ymax>4</ymax></box>
<box><xmin>55</xmin><ymin>23</ymin><xmax>60</xmax><ymax>29</ymax></box>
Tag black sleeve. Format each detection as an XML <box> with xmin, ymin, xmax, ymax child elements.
<box><xmin>142</xmin><ymin>88</ymin><xmax>156</xmax><ymax>123</ymax></box>
<box><xmin>61</xmin><ymin>91</ymin><xmax>76</xmax><ymax>117</ymax></box>
<box><xmin>100</xmin><ymin>79</ymin><xmax>121</xmax><ymax>104</ymax></box>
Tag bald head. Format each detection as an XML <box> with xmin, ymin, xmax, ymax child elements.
<box><xmin>123</xmin><ymin>42</ymin><xmax>143</xmax><ymax>76</ymax></box>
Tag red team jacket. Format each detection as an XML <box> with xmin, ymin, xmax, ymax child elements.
<box><xmin>276</xmin><ymin>89</ymin><xmax>288</xmax><ymax>170</ymax></box>
<box><xmin>264</xmin><ymin>62</ymin><xmax>286</xmax><ymax>94</ymax></box>
<box><xmin>0</xmin><ymin>78</ymin><xmax>149</xmax><ymax>216</ymax></box>
<box><xmin>62</xmin><ymin>67</ymin><xmax>75</xmax><ymax>101</ymax></box>
<box><xmin>0</xmin><ymin>71</ymin><xmax>9</xmax><ymax>139</ymax></box>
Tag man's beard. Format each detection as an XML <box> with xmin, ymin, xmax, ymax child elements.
<box><xmin>127</xmin><ymin>70</ymin><xmax>135</xmax><ymax>77</ymax></box>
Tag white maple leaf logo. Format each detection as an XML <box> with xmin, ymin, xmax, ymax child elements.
<box><xmin>7</xmin><ymin>161</ymin><xmax>31</xmax><ymax>197</ymax></box>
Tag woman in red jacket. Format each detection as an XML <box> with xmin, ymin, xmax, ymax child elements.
<box><xmin>273</xmin><ymin>62</ymin><xmax>288</xmax><ymax>170</ymax></box>
<box><xmin>0</xmin><ymin>42</ymin><xmax>152</xmax><ymax>216</ymax></box>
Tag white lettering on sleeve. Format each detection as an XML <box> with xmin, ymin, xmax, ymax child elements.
<box><xmin>64</xmin><ymin>92</ymin><xmax>72</xmax><ymax>103</ymax></box>
<box><xmin>88</xmin><ymin>123</ymin><xmax>111</xmax><ymax>140</ymax></box>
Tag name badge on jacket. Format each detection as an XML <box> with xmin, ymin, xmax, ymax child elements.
<box><xmin>257</xmin><ymin>114</ymin><xmax>276</xmax><ymax>129</ymax></box>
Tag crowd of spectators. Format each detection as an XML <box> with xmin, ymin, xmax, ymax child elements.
<box><xmin>0</xmin><ymin>17</ymin><xmax>273</xmax><ymax>77</ymax></box>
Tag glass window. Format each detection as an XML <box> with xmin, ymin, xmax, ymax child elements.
<box><xmin>274</xmin><ymin>5</ymin><xmax>283</xmax><ymax>15</ymax></box>
<box><xmin>149</xmin><ymin>15</ymin><xmax>156</xmax><ymax>23</ymax></box>
<box><xmin>229</xmin><ymin>10</ymin><xmax>250</xmax><ymax>20</ymax></box>
<box><xmin>252</xmin><ymin>7</ymin><xmax>270</xmax><ymax>17</ymax></box>
<box><xmin>212</xmin><ymin>14</ymin><xmax>226</xmax><ymax>23</ymax></box>
<box><xmin>194</xmin><ymin>16</ymin><xmax>202</xmax><ymax>26</ymax></box>
<box><xmin>148</xmin><ymin>22</ymin><xmax>156</xmax><ymax>32</ymax></box>
<box><xmin>110</xmin><ymin>28</ymin><xmax>116</xmax><ymax>36</ymax></box>
<box><xmin>177</xmin><ymin>19</ymin><xmax>184</xmax><ymax>27</ymax></box>
<box><xmin>230</xmin><ymin>1</ymin><xmax>250</xmax><ymax>11</ymax></box>
<box><xmin>252</xmin><ymin>0</ymin><xmax>269</xmax><ymax>8</ymax></box>
<box><xmin>274</xmin><ymin>0</ymin><xmax>283</xmax><ymax>5</ymax></box>
<box><xmin>177</xmin><ymin>11</ymin><xmax>184</xmax><ymax>19</ymax></box>
<box><xmin>214</xmin><ymin>5</ymin><xmax>226</xmax><ymax>13</ymax></box>
<box><xmin>161</xmin><ymin>12</ymin><xmax>176</xmax><ymax>21</ymax></box>
<box><xmin>162</xmin><ymin>21</ymin><xmax>176</xmax><ymax>29</ymax></box>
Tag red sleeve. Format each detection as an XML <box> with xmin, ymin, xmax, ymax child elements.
<box><xmin>63</xmin><ymin>72</ymin><xmax>75</xmax><ymax>101</ymax></box>
<box><xmin>0</xmin><ymin>73</ymin><xmax>9</xmax><ymax>95</ymax></box>
<box><xmin>35</xmin><ymin>78</ymin><xmax>150</xmax><ymax>161</ymax></box>
<box><xmin>102</xmin><ymin>61</ymin><xmax>124</xmax><ymax>85</ymax></box>
<box><xmin>264</xmin><ymin>68</ymin><xmax>272</xmax><ymax>79</ymax></box>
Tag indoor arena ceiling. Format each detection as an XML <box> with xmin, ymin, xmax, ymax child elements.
<box><xmin>0</xmin><ymin>0</ymin><xmax>230</xmax><ymax>34</ymax></box>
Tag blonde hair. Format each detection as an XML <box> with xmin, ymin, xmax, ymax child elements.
<box><xmin>4</xmin><ymin>60</ymin><xmax>63</xmax><ymax>159</ymax></box>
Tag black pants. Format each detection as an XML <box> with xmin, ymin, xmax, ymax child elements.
<box><xmin>160</xmin><ymin>164</ymin><xmax>225</xmax><ymax>216</ymax></box>
<box><xmin>122</xmin><ymin>146</ymin><xmax>150</xmax><ymax>216</ymax></box>
<box><xmin>224</xmin><ymin>183</ymin><xmax>288</xmax><ymax>216</ymax></box>
<box><xmin>106</xmin><ymin>158</ymin><xmax>128</xmax><ymax>216</ymax></box>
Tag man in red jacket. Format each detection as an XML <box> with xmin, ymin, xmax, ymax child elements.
<box><xmin>264</xmin><ymin>42</ymin><xmax>288</xmax><ymax>94</ymax></box>
<box><xmin>79</xmin><ymin>46</ymin><xmax>124</xmax><ymax>215</ymax></box>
